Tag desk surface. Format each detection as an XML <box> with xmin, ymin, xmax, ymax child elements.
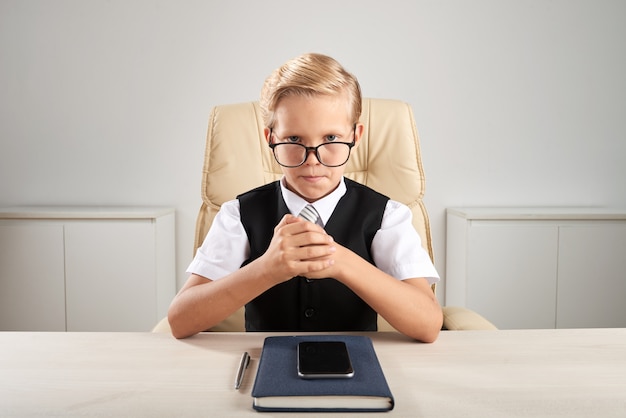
<box><xmin>1</xmin><ymin>329</ymin><xmax>624</xmax><ymax>417</ymax></box>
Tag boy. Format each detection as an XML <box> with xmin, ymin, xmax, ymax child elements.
<box><xmin>168</xmin><ymin>53</ymin><xmax>442</xmax><ymax>342</ymax></box>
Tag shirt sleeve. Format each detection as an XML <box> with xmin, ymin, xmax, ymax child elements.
<box><xmin>371</xmin><ymin>200</ymin><xmax>440</xmax><ymax>284</ymax></box>
<box><xmin>186</xmin><ymin>200</ymin><xmax>249</xmax><ymax>281</ymax></box>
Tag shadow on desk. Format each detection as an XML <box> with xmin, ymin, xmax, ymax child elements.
<box><xmin>175</xmin><ymin>330</ymin><xmax>416</xmax><ymax>358</ymax></box>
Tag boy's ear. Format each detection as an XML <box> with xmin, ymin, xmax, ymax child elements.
<box><xmin>264</xmin><ymin>127</ymin><xmax>271</xmax><ymax>144</ymax></box>
<box><xmin>353</xmin><ymin>123</ymin><xmax>365</xmax><ymax>147</ymax></box>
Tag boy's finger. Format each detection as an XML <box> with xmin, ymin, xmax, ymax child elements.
<box><xmin>283</xmin><ymin>214</ymin><xmax>301</xmax><ymax>224</ymax></box>
<box><xmin>276</xmin><ymin>214</ymin><xmax>299</xmax><ymax>227</ymax></box>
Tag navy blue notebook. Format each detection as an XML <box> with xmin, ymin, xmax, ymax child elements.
<box><xmin>251</xmin><ymin>335</ymin><xmax>394</xmax><ymax>412</ymax></box>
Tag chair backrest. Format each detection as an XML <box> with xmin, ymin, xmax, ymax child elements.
<box><xmin>195</xmin><ymin>98</ymin><xmax>434</xmax><ymax>331</ymax></box>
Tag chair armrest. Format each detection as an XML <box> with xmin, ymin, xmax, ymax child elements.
<box><xmin>442</xmin><ymin>306</ymin><xmax>498</xmax><ymax>330</ymax></box>
<box><xmin>152</xmin><ymin>316</ymin><xmax>172</xmax><ymax>333</ymax></box>
<box><xmin>209</xmin><ymin>308</ymin><xmax>246</xmax><ymax>332</ymax></box>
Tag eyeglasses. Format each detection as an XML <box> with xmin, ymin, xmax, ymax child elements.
<box><xmin>268</xmin><ymin>126</ymin><xmax>356</xmax><ymax>168</ymax></box>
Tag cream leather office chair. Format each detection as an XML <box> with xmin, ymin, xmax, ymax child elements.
<box><xmin>153</xmin><ymin>98</ymin><xmax>495</xmax><ymax>333</ymax></box>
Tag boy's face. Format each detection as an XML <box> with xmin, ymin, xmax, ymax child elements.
<box><xmin>265</xmin><ymin>94</ymin><xmax>363</xmax><ymax>203</ymax></box>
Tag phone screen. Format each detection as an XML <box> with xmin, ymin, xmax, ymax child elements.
<box><xmin>297</xmin><ymin>341</ymin><xmax>354</xmax><ymax>379</ymax></box>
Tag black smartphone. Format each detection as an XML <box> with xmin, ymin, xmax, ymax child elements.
<box><xmin>297</xmin><ymin>341</ymin><xmax>355</xmax><ymax>379</ymax></box>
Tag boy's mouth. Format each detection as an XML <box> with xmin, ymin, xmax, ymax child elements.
<box><xmin>301</xmin><ymin>175</ymin><xmax>324</xmax><ymax>183</ymax></box>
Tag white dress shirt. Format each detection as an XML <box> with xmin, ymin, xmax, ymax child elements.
<box><xmin>187</xmin><ymin>177</ymin><xmax>440</xmax><ymax>284</ymax></box>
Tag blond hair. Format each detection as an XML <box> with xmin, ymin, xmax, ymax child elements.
<box><xmin>260</xmin><ymin>53</ymin><xmax>362</xmax><ymax>128</ymax></box>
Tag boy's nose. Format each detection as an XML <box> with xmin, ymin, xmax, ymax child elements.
<box><xmin>303</xmin><ymin>148</ymin><xmax>321</xmax><ymax>165</ymax></box>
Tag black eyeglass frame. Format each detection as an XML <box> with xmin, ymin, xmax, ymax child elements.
<box><xmin>268</xmin><ymin>124</ymin><xmax>357</xmax><ymax>168</ymax></box>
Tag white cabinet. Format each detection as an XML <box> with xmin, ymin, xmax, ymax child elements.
<box><xmin>445</xmin><ymin>207</ymin><xmax>626</xmax><ymax>329</ymax></box>
<box><xmin>0</xmin><ymin>206</ymin><xmax>175</xmax><ymax>331</ymax></box>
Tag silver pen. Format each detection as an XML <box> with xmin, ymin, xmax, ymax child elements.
<box><xmin>234</xmin><ymin>351</ymin><xmax>250</xmax><ymax>389</ymax></box>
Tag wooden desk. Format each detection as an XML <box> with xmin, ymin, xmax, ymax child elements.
<box><xmin>1</xmin><ymin>329</ymin><xmax>624</xmax><ymax>417</ymax></box>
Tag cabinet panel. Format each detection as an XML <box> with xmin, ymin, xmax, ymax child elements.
<box><xmin>0</xmin><ymin>206</ymin><xmax>175</xmax><ymax>332</ymax></box>
<box><xmin>64</xmin><ymin>220</ymin><xmax>157</xmax><ymax>331</ymax></box>
<box><xmin>0</xmin><ymin>223</ymin><xmax>66</xmax><ymax>331</ymax></box>
<box><xmin>466</xmin><ymin>223</ymin><xmax>558</xmax><ymax>329</ymax></box>
<box><xmin>446</xmin><ymin>208</ymin><xmax>626</xmax><ymax>330</ymax></box>
<box><xmin>556</xmin><ymin>223</ymin><xmax>626</xmax><ymax>328</ymax></box>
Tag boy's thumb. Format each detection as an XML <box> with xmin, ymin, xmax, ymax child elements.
<box><xmin>279</xmin><ymin>213</ymin><xmax>300</xmax><ymax>226</ymax></box>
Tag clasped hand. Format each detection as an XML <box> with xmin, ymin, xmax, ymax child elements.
<box><xmin>261</xmin><ymin>214</ymin><xmax>339</xmax><ymax>283</ymax></box>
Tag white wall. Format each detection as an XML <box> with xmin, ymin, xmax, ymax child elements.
<box><xmin>1</xmin><ymin>0</ymin><xmax>625</xmax><ymax>302</ymax></box>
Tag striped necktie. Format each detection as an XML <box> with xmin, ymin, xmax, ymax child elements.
<box><xmin>298</xmin><ymin>204</ymin><xmax>320</xmax><ymax>224</ymax></box>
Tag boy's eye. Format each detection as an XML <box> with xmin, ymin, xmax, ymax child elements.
<box><xmin>286</xmin><ymin>136</ymin><xmax>300</xmax><ymax>143</ymax></box>
<box><xmin>325</xmin><ymin>135</ymin><xmax>338</xmax><ymax>142</ymax></box>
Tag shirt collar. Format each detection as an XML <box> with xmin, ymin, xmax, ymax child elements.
<box><xmin>280</xmin><ymin>177</ymin><xmax>347</xmax><ymax>227</ymax></box>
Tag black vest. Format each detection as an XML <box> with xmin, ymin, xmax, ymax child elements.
<box><xmin>238</xmin><ymin>178</ymin><xmax>389</xmax><ymax>332</ymax></box>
